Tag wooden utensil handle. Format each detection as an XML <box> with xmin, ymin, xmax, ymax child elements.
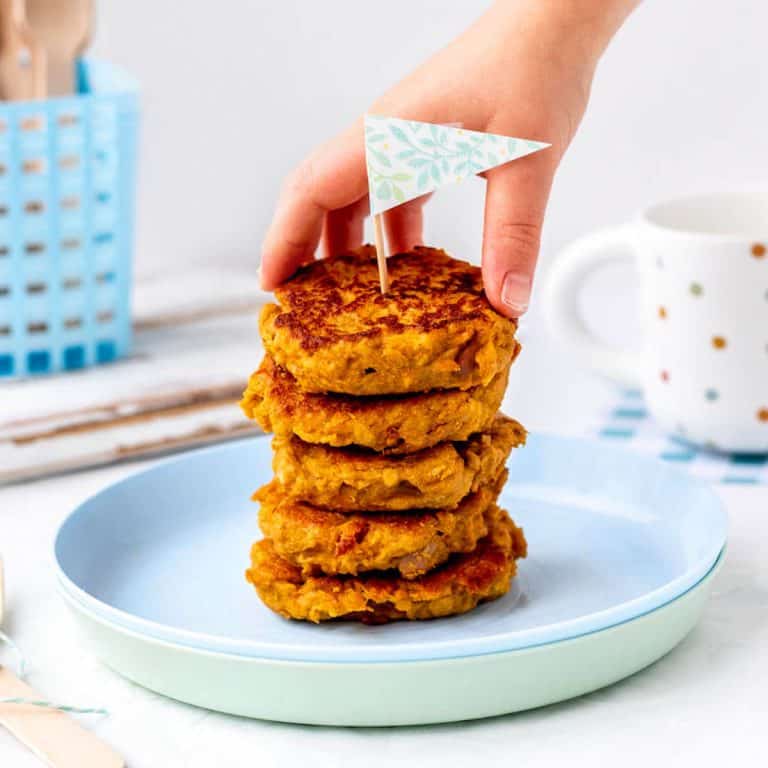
<box><xmin>0</xmin><ymin>667</ymin><xmax>123</xmax><ymax>768</ymax></box>
<box><xmin>45</xmin><ymin>49</ymin><xmax>75</xmax><ymax>96</ymax></box>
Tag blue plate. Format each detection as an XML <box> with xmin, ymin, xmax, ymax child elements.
<box><xmin>54</xmin><ymin>434</ymin><xmax>727</xmax><ymax>663</ymax></box>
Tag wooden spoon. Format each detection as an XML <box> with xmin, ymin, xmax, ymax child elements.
<box><xmin>24</xmin><ymin>0</ymin><xmax>93</xmax><ymax>96</ymax></box>
<box><xmin>0</xmin><ymin>0</ymin><xmax>45</xmax><ymax>100</ymax></box>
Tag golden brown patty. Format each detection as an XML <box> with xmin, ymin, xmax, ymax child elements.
<box><xmin>246</xmin><ymin>505</ymin><xmax>527</xmax><ymax>623</ymax></box>
<box><xmin>271</xmin><ymin>415</ymin><xmax>525</xmax><ymax>511</ymax></box>
<box><xmin>259</xmin><ymin>245</ymin><xmax>519</xmax><ymax>396</ymax></box>
<box><xmin>256</xmin><ymin>470</ymin><xmax>507</xmax><ymax>578</ymax></box>
<box><xmin>241</xmin><ymin>355</ymin><xmax>510</xmax><ymax>454</ymax></box>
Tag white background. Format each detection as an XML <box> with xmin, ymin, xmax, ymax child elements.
<box><xmin>92</xmin><ymin>0</ymin><xmax>766</xmax><ymax>293</ymax></box>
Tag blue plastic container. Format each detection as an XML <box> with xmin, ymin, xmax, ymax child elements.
<box><xmin>0</xmin><ymin>60</ymin><xmax>138</xmax><ymax>379</ymax></box>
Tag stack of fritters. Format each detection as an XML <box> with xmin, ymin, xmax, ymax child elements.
<box><xmin>241</xmin><ymin>245</ymin><xmax>528</xmax><ymax>623</ymax></box>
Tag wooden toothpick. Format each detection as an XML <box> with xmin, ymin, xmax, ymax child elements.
<box><xmin>373</xmin><ymin>213</ymin><xmax>389</xmax><ymax>294</ymax></box>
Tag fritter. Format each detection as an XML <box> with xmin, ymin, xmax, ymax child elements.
<box><xmin>271</xmin><ymin>415</ymin><xmax>525</xmax><ymax>511</ymax></box>
<box><xmin>255</xmin><ymin>470</ymin><xmax>507</xmax><ymax>578</ymax></box>
<box><xmin>246</xmin><ymin>505</ymin><xmax>527</xmax><ymax>623</ymax></box>
<box><xmin>259</xmin><ymin>245</ymin><xmax>519</xmax><ymax>396</ymax></box>
<box><xmin>240</xmin><ymin>355</ymin><xmax>509</xmax><ymax>454</ymax></box>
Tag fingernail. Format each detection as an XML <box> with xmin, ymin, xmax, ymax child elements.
<box><xmin>501</xmin><ymin>271</ymin><xmax>531</xmax><ymax>316</ymax></box>
<box><xmin>256</xmin><ymin>264</ymin><xmax>265</xmax><ymax>291</ymax></box>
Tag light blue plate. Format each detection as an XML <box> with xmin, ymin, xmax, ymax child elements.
<box><xmin>54</xmin><ymin>434</ymin><xmax>727</xmax><ymax>663</ymax></box>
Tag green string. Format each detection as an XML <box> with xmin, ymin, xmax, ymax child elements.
<box><xmin>0</xmin><ymin>629</ymin><xmax>108</xmax><ymax>716</ymax></box>
<box><xmin>0</xmin><ymin>697</ymin><xmax>108</xmax><ymax>715</ymax></box>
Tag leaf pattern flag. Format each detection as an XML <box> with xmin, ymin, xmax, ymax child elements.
<box><xmin>364</xmin><ymin>115</ymin><xmax>550</xmax><ymax>216</ymax></box>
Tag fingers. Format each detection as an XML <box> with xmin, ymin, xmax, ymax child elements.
<box><xmin>481</xmin><ymin>149</ymin><xmax>556</xmax><ymax>318</ymax></box>
<box><xmin>260</xmin><ymin>121</ymin><xmax>368</xmax><ymax>290</ymax></box>
<box><xmin>323</xmin><ymin>197</ymin><xmax>369</xmax><ymax>258</ymax></box>
<box><xmin>383</xmin><ymin>194</ymin><xmax>430</xmax><ymax>254</ymax></box>
<box><xmin>262</xmin><ymin>112</ymin><xmax>557</xmax><ymax>312</ymax></box>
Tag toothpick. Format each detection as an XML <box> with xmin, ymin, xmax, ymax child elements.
<box><xmin>373</xmin><ymin>213</ymin><xmax>389</xmax><ymax>294</ymax></box>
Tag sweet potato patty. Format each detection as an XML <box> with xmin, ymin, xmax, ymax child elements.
<box><xmin>245</xmin><ymin>506</ymin><xmax>527</xmax><ymax>623</ymax></box>
<box><xmin>270</xmin><ymin>415</ymin><xmax>525</xmax><ymax>511</ymax></box>
<box><xmin>240</xmin><ymin>355</ymin><xmax>509</xmax><ymax>454</ymax></box>
<box><xmin>259</xmin><ymin>245</ymin><xmax>519</xmax><ymax>396</ymax></box>
<box><xmin>255</xmin><ymin>470</ymin><xmax>507</xmax><ymax>578</ymax></box>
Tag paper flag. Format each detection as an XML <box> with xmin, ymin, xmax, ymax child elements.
<box><xmin>364</xmin><ymin>115</ymin><xmax>550</xmax><ymax>216</ymax></box>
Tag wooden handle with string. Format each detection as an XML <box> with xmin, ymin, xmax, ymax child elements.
<box><xmin>0</xmin><ymin>668</ymin><xmax>123</xmax><ymax>768</ymax></box>
<box><xmin>0</xmin><ymin>556</ymin><xmax>123</xmax><ymax>767</ymax></box>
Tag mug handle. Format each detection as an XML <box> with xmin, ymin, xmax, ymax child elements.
<box><xmin>544</xmin><ymin>227</ymin><xmax>643</xmax><ymax>386</ymax></box>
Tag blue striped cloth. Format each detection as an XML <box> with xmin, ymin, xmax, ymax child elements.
<box><xmin>596</xmin><ymin>389</ymin><xmax>768</xmax><ymax>485</ymax></box>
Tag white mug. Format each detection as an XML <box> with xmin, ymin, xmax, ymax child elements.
<box><xmin>545</xmin><ymin>193</ymin><xmax>768</xmax><ymax>453</ymax></box>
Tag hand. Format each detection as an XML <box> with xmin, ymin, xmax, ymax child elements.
<box><xmin>260</xmin><ymin>0</ymin><xmax>637</xmax><ymax>317</ymax></box>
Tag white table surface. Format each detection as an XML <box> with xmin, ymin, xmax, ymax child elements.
<box><xmin>1</xmin><ymin>323</ymin><xmax>766</xmax><ymax>768</ymax></box>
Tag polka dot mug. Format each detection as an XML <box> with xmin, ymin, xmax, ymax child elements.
<box><xmin>545</xmin><ymin>193</ymin><xmax>768</xmax><ymax>453</ymax></box>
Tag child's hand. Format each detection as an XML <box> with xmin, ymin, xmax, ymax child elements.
<box><xmin>260</xmin><ymin>0</ymin><xmax>637</xmax><ymax>317</ymax></box>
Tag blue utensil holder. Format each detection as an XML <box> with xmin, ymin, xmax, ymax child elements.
<box><xmin>0</xmin><ymin>60</ymin><xmax>138</xmax><ymax>379</ymax></box>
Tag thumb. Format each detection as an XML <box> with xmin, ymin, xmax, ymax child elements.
<box><xmin>481</xmin><ymin>151</ymin><xmax>555</xmax><ymax>318</ymax></box>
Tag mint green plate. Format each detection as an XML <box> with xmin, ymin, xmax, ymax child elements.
<box><xmin>55</xmin><ymin>436</ymin><xmax>727</xmax><ymax>662</ymax></box>
<box><xmin>60</xmin><ymin>552</ymin><xmax>722</xmax><ymax>726</ymax></box>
